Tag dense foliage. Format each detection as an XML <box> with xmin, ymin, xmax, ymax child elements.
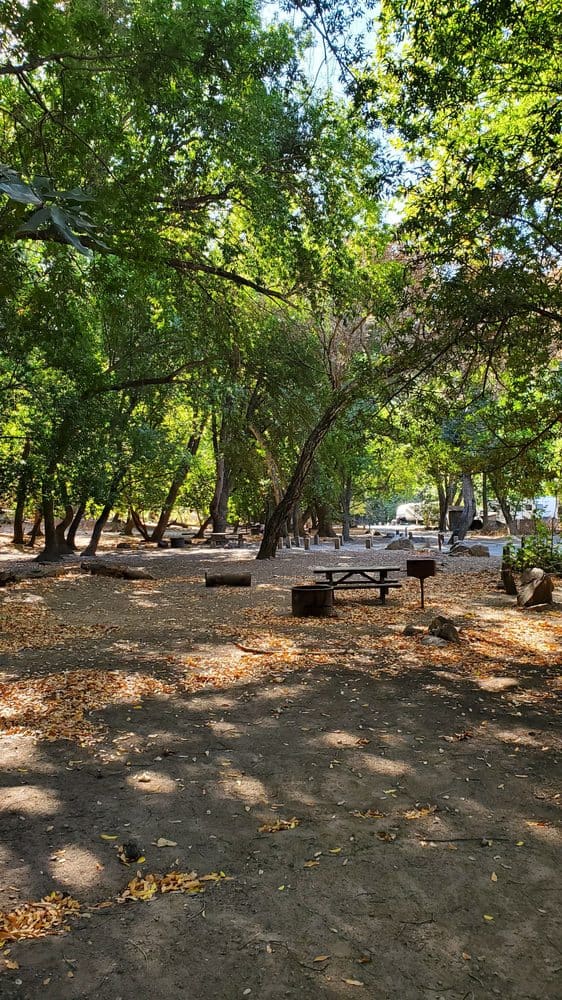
<box><xmin>0</xmin><ymin>0</ymin><xmax>560</xmax><ymax>557</ymax></box>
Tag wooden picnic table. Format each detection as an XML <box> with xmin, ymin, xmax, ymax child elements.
<box><xmin>312</xmin><ymin>565</ymin><xmax>402</xmax><ymax>604</ymax></box>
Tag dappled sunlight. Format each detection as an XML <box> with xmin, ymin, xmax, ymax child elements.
<box><xmin>0</xmin><ymin>785</ymin><xmax>61</xmax><ymax>816</ymax></box>
<box><xmin>126</xmin><ymin>769</ymin><xmax>178</xmax><ymax>794</ymax></box>
<box><xmin>48</xmin><ymin>845</ymin><xmax>104</xmax><ymax>890</ymax></box>
<box><xmin>218</xmin><ymin>774</ymin><xmax>269</xmax><ymax>805</ymax></box>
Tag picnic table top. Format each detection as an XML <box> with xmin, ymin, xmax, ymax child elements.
<box><xmin>312</xmin><ymin>565</ymin><xmax>401</xmax><ymax>575</ymax></box>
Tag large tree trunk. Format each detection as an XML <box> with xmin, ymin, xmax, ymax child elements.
<box><xmin>210</xmin><ymin>464</ymin><xmax>230</xmax><ymax>532</ymax></box>
<box><xmin>36</xmin><ymin>489</ymin><xmax>61</xmax><ymax>562</ymax></box>
<box><xmin>150</xmin><ymin>428</ymin><xmax>203</xmax><ymax>543</ymax></box>
<box><xmin>13</xmin><ymin>437</ymin><xmax>32</xmax><ymax>545</ymax></box>
<box><xmin>257</xmin><ymin>387</ymin><xmax>354</xmax><ymax>559</ymax></box>
<box><xmin>341</xmin><ymin>476</ymin><xmax>353</xmax><ymax>542</ymax></box>
<box><xmin>316</xmin><ymin>501</ymin><xmax>336</xmax><ymax>537</ymax></box>
<box><xmin>448</xmin><ymin>473</ymin><xmax>476</xmax><ymax>542</ymax></box>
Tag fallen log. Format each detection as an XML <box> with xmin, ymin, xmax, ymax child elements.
<box><xmin>80</xmin><ymin>561</ymin><xmax>155</xmax><ymax>581</ymax></box>
<box><xmin>205</xmin><ymin>572</ymin><xmax>251</xmax><ymax>587</ymax></box>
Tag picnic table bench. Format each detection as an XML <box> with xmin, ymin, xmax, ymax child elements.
<box><xmin>312</xmin><ymin>565</ymin><xmax>402</xmax><ymax>604</ymax></box>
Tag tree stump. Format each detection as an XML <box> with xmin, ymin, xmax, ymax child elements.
<box><xmin>501</xmin><ymin>568</ymin><xmax>518</xmax><ymax>595</ymax></box>
<box><xmin>517</xmin><ymin>567</ymin><xmax>554</xmax><ymax>607</ymax></box>
<box><xmin>291</xmin><ymin>583</ymin><xmax>333</xmax><ymax>617</ymax></box>
<box><xmin>205</xmin><ymin>572</ymin><xmax>252</xmax><ymax>587</ymax></box>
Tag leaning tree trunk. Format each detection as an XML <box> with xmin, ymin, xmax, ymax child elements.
<box><xmin>66</xmin><ymin>499</ymin><xmax>87</xmax><ymax>550</ymax></box>
<box><xmin>257</xmin><ymin>387</ymin><xmax>354</xmax><ymax>560</ymax></box>
<box><xmin>26</xmin><ymin>508</ymin><xmax>43</xmax><ymax>547</ymax></box>
<box><xmin>448</xmin><ymin>473</ymin><xmax>476</xmax><ymax>543</ymax></box>
<box><xmin>490</xmin><ymin>478</ymin><xmax>518</xmax><ymax>535</ymax></box>
<box><xmin>13</xmin><ymin>436</ymin><xmax>32</xmax><ymax>545</ymax></box>
<box><xmin>83</xmin><ymin>470</ymin><xmax>127</xmax><ymax>556</ymax></box>
<box><xmin>194</xmin><ymin>515</ymin><xmax>212</xmax><ymax>539</ymax></box>
<box><xmin>150</xmin><ymin>429</ymin><xmax>203</xmax><ymax>543</ymax></box>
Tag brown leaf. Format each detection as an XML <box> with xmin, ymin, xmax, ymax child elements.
<box><xmin>258</xmin><ymin>817</ymin><xmax>300</xmax><ymax>833</ymax></box>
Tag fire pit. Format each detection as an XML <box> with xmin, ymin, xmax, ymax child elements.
<box><xmin>291</xmin><ymin>583</ymin><xmax>333</xmax><ymax>617</ymax></box>
<box><xmin>406</xmin><ymin>558</ymin><xmax>436</xmax><ymax>609</ymax></box>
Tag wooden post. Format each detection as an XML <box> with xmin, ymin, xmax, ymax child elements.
<box><xmin>304</xmin><ymin>536</ymin><xmax>310</xmax><ymax>550</ymax></box>
<box><xmin>313</xmin><ymin>533</ymin><xmax>320</xmax><ymax>545</ymax></box>
<box><xmin>365</xmin><ymin>537</ymin><xmax>372</xmax><ymax>549</ymax></box>
<box><xmin>237</xmin><ymin>533</ymin><xmax>244</xmax><ymax>548</ymax></box>
<box><xmin>278</xmin><ymin>537</ymin><xmax>284</xmax><ymax>550</ymax></box>
<box><xmin>334</xmin><ymin>537</ymin><xmax>340</xmax><ymax>550</ymax></box>
<box><xmin>284</xmin><ymin>537</ymin><xmax>292</xmax><ymax>549</ymax></box>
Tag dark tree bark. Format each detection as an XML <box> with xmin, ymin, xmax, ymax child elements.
<box><xmin>83</xmin><ymin>469</ymin><xmax>128</xmax><ymax>556</ymax></box>
<box><xmin>81</xmin><ymin>502</ymin><xmax>113</xmax><ymax>557</ymax></box>
<box><xmin>66</xmin><ymin>499</ymin><xmax>87</xmax><ymax>550</ymax></box>
<box><xmin>194</xmin><ymin>515</ymin><xmax>212</xmax><ymax>539</ymax></box>
<box><xmin>13</xmin><ymin>437</ymin><xmax>32</xmax><ymax>545</ymax></box>
<box><xmin>35</xmin><ymin>490</ymin><xmax>60</xmax><ymax>562</ymax></box>
<box><xmin>54</xmin><ymin>504</ymin><xmax>75</xmax><ymax>556</ymax></box>
<box><xmin>436</xmin><ymin>475</ymin><xmax>457</xmax><ymax>533</ymax></box>
<box><xmin>341</xmin><ymin>476</ymin><xmax>353</xmax><ymax>542</ymax></box>
<box><xmin>26</xmin><ymin>508</ymin><xmax>43</xmax><ymax>547</ymax></box>
<box><xmin>130</xmin><ymin>508</ymin><xmax>150</xmax><ymax>540</ymax></box>
<box><xmin>448</xmin><ymin>473</ymin><xmax>476</xmax><ymax>542</ymax></box>
<box><xmin>257</xmin><ymin>388</ymin><xmax>354</xmax><ymax>559</ymax></box>
<box><xmin>150</xmin><ymin>427</ymin><xmax>204</xmax><ymax>543</ymax></box>
<box><xmin>316</xmin><ymin>502</ymin><xmax>336</xmax><ymax>537</ymax></box>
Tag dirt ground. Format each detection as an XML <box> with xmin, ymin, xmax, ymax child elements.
<box><xmin>0</xmin><ymin>536</ymin><xmax>560</xmax><ymax>1000</ymax></box>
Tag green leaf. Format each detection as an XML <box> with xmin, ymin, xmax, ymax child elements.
<box><xmin>0</xmin><ymin>181</ymin><xmax>42</xmax><ymax>206</ymax></box>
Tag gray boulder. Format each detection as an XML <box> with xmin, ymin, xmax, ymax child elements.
<box><xmin>428</xmin><ymin>615</ymin><xmax>460</xmax><ymax>643</ymax></box>
<box><xmin>517</xmin><ymin>567</ymin><xmax>554</xmax><ymax>607</ymax></box>
<box><xmin>421</xmin><ymin>635</ymin><xmax>448</xmax><ymax>648</ymax></box>
<box><xmin>386</xmin><ymin>538</ymin><xmax>414</xmax><ymax>551</ymax></box>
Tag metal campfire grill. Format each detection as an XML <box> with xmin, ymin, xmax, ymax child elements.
<box><xmin>406</xmin><ymin>558</ymin><xmax>436</xmax><ymax>609</ymax></box>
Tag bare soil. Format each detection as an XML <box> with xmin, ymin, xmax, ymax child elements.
<box><xmin>0</xmin><ymin>537</ymin><xmax>560</xmax><ymax>1000</ymax></box>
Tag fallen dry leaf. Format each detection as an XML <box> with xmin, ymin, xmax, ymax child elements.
<box><xmin>313</xmin><ymin>955</ymin><xmax>330</xmax><ymax>962</ymax></box>
<box><xmin>258</xmin><ymin>818</ymin><xmax>300</xmax><ymax>833</ymax></box>
<box><xmin>342</xmin><ymin>979</ymin><xmax>364</xmax><ymax>987</ymax></box>
<box><xmin>0</xmin><ymin>892</ymin><xmax>81</xmax><ymax>946</ymax></box>
<box><xmin>153</xmin><ymin>838</ymin><xmax>177</xmax><ymax>848</ymax></box>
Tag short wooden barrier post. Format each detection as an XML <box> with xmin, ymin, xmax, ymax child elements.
<box><xmin>365</xmin><ymin>537</ymin><xmax>372</xmax><ymax>549</ymax></box>
<box><xmin>334</xmin><ymin>537</ymin><xmax>340</xmax><ymax>550</ymax></box>
<box><xmin>304</xmin><ymin>536</ymin><xmax>310</xmax><ymax>551</ymax></box>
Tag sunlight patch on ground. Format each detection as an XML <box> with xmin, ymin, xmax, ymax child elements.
<box><xmin>0</xmin><ymin>785</ymin><xmax>61</xmax><ymax>816</ymax></box>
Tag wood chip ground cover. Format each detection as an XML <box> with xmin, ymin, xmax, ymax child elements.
<box><xmin>0</xmin><ymin>543</ymin><xmax>560</xmax><ymax>999</ymax></box>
